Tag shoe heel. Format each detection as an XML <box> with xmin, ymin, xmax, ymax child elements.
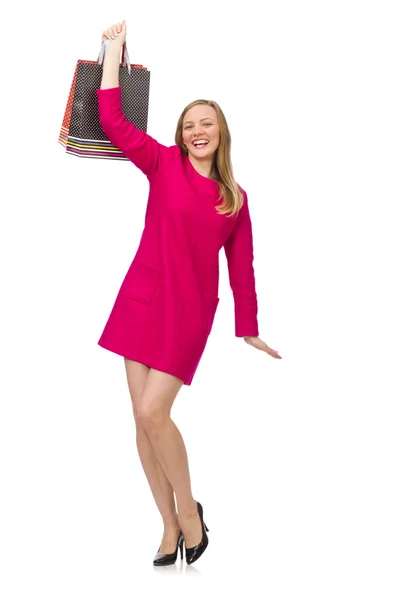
<box><xmin>185</xmin><ymin>501</ymin><xmax>209</xmax><ymax>565</ymax></box>
<box><xmin>179</xmin><ymin>538</ymin><xmax>184</xmax><ymax>560</ymax></box>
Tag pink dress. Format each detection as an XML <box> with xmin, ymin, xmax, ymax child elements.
<box><xmin>96</xmin><ymin>86</ymin><xmax>259</xmax><ymax>385</ymax></box>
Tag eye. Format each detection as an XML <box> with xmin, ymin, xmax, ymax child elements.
<box><xmin>204</xmin><ymin>123</ymin><xmax>212</xmax><ymax>127</ymax></box>
<box><xmin>184</xmin><ymin>125</ymin><xmax>192</xmax><ymax>129</ymax></box>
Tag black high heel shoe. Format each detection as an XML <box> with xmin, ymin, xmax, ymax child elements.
<box><xmin>153</xmin><ymin>529</ymin><xmax>184</xmax><ymax>566</ymax></box>
<box><xmin>185</xmin><ymin>500</ymin><xmax>210</xmax><ymax>565</ymax></box>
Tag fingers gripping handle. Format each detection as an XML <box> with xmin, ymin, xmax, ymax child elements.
<box><xmin>97</xmin><ymin>39</ymin><xmax>132</xmax><ymax>75</ymax></box>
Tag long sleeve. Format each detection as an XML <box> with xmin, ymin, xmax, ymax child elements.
<box><xmin>96</xmin><ymin>86</ymin><xmax>178</xmax><ymax>179</ymax></box>
<box><xmin>223</xmin><ymin>190</ymin><xmax>259</xmax><ymax>337</ymax></box>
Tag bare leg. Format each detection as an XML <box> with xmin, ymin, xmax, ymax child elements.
<box><xmin>124</xmin><ymin>359</ymin><xmax>179</xmax><ymax>553</ymax></box>
<box><xmin>137</xmin><ymin>367</ymin><xmax>203</xmax><ymax>549</ymax></box>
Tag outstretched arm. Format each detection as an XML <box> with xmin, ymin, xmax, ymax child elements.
<box><xmin>97</xmin><ymin>37</ymin><xmax>177</xmax><ymax>179</ymax></box>
<box><xmin>224</xmin><ymin>190</ymin><xmax>259</xmax><ymax>337</ymax></box>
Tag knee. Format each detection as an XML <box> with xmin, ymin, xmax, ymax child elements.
<box><xmin>136</xmin><ymin>403</ymin><xmax>168</xmax><ymax>434</ymax></box>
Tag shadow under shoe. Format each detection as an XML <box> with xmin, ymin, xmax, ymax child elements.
<box><xmin>185</xmin><ymin>500</ymin><xmax>210</xmax><ymax>566</ymax></box>
<box><xmin>153</xmin><ymin>530</ymin><xmax>184</xmax><ymax>566</ymax></box>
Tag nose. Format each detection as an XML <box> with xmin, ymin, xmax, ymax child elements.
<box><xmin>193</xmin><ymin>124</ymin><xmax>204</xmax><ymax>136</ymax></box>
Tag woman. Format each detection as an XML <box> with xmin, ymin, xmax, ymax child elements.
<box><xmin>97</xmin><ymin>20</ymin><xmax>282</xmax><ymax>567</ymax></box>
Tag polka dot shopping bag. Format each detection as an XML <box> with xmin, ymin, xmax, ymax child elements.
<box><xmin>58</xmin><ymin>41</ymin><xmax>150</xmax><ymax>160</ymax></box>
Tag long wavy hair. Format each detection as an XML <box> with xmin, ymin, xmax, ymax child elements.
<box><xmin>174</xmin><ymin>99</ymin><xmax>244</xmax><ymax>218</ymax></box>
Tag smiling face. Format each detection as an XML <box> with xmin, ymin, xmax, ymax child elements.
<box><xmin>182</xmin><ymin>104</ymin><xmax>220</xmax><ymax>162</ymax></box>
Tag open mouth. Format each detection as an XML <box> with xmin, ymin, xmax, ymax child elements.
<box><xmin>192</xmin><ymin>140</ymin><xmax>209</xmax><ymax>149</ymax></box>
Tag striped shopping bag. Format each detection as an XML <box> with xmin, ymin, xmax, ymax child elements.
<box><xmin>58</xmin><ymin>40</ymin><xmax>150</xmax><ymax>160</ymax></box>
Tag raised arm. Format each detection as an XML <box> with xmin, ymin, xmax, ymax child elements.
<box><xmin>97</xmin><ymin>29</ymin><xmax>178</xmax><ymax>179</ymax></box>
<box><xmin>223</xmin><ymin>190</ymin><xmax>259</xmax><ymax>337</ymax></box>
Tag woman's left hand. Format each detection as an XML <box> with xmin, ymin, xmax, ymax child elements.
<box><xmin>243</xmin><ymin>336</ymin><xmax>282</xmax><ymax>359</ymax></box>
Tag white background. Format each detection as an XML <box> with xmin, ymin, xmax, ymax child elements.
<box><xmin>1</xmin><ymin>0</ymin><xmax>396</xmax><ymax>597</ymax></box>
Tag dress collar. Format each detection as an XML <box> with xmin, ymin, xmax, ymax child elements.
<box><xmin>182</xmin><ymin>153</ymin><xmax>221</xmax><ymax>198</ymax></box>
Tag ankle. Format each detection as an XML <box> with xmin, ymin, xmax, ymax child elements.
<box><xmin>177</xmin><ymin>498</ymin><xmax>198</xmax><ymax>518</ymax></box>
<box><xmin>163</xmin><ymin>513</ymin><xmax>179</xmax><ymax>529</ymax></box>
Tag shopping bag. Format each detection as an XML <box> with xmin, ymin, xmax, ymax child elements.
<box><xmin>58</xmin><ymin>40</ymin><xmax>150</xmax><ymax>160</ymax></box>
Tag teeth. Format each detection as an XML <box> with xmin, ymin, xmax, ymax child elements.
<box><xmin>193</xmin><ymin>140</ymin><xmax>208</xmax><ymax>146</ymax></box>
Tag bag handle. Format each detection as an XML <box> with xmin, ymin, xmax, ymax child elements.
<box><xmin>97</xmin><ymin>39</ymin><xmax>132</xmax><ymax>75</ymax></box>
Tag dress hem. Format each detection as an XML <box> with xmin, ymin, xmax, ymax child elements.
<box><xmin>97</xmin><ymin>340</ymin><xmax>192</xmax><ymax>386</ymax></box>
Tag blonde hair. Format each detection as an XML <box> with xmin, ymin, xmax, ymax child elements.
<box><xmin>174</xmin><ymin>99</ymin><xmax>244</xmax><ymax>218</ymax></box>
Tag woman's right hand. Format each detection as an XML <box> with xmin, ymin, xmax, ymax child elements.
<box><xmin>101</xmin><ymin>20</ymin><xmax>127</xmax><ymax>47</ymax></box>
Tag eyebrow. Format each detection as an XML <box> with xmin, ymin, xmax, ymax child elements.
<box><xmin>183</xmin><ymin>117</ymin><xmax>214</xmax><ymax>124</ymax></box>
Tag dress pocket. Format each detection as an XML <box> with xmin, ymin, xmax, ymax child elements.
<box><xmin>204</xmin><ymin>292</ymin><xmax>220</xmax><ymax>336</ymax></box>
<box><xmin>119</xmin><ymin>259</ymin><xmax>161</xmax><ymax>305</ymax></box>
